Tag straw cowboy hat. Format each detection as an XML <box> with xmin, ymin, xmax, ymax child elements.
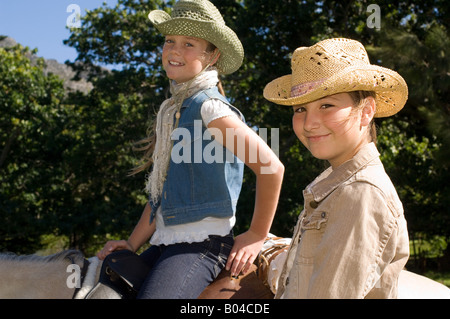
<box><xmin>264</xmin><ymin>38</ymin><xmax>408</xmax><ymax>117</ymax></box>
<box><xmin>148</xmin><ymin>0</ymin><xmax>244</xmax><ymax>75</ymax></box>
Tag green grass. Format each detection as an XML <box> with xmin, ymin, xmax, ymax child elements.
<box><xmin>408</xmin><ymin>236</ymin><xmax>450</xmax><ymax>288</ymax></box>
<box><xmin>422</xmin><ymin>270</ymin><xmax>450</xmax><ymax>287</ymax></box>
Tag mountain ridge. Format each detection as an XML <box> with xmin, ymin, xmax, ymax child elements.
<box><xmin>0</xmin><ymin>35</ymin><xmax>93</xmax><ymax>94</ymax></box>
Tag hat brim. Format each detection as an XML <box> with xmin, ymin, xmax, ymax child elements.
<box><xmin>148</xmin><ymin>10</ymin><xmax>244</xmax><ymax>75</ymax></box>
<box><xmin>263</xmin><ymin>64</ymin><xmax>408</xmax><ymax>117</ymax></box>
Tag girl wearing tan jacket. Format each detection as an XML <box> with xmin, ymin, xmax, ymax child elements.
<box><xmin>264</xmin><ymin>38</ymin><xmax>409</xmax><ymax>298</ymax></box>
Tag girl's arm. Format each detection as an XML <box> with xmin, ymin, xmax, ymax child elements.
<box><xmin>207</xmin><ymin>115</ymin><xmax>284</xmax><ymax>277</ymax></box>
<box><xmin>97</xmin><ymin>202</ymin><xmax>156</xmax><ymax>260</ymax></box>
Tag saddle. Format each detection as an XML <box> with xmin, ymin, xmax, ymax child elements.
<box><xmin>86</xmin><ymin>245</ymin><xmax>276</xmax><ymax>299</ymax></box>
<box><xmin>85</xmin><ymin>250</ymin><xmax>150</xmax><ymax>299</ymax></box>
<box><xmin>198</xmin><ymin>264</ymin><xmax>273</xmax><ymax>299</ymax></box>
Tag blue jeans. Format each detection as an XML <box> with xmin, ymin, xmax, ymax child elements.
<box><xmin>137</xmin><ymin>233</ymin><xmax>234</xmax><ymax>299</ymax></box>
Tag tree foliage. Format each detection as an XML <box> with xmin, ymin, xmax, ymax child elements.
<box><xmin>1</xmin><ymin>1</ymin><xmax>448</xmax><ymax>260</ymax></box>
<box><xmin>0</xmin><ymin>44</ymin><xmax>66</xmax><ymax>252</ymax></box>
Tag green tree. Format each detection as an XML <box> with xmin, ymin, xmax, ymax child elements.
<box><xmin>2</xmin><ymin>1</ymin><xmax>448</xmax><ymax>262</ymax></box>
<box><xmin>0</xmin><ymin>43</ymin><xmax>66</xmax><ymax>253</ymax></box>
<box><xmin>369</xmin><ymin>24</ymin><xmax>450</xmax><ymax>264</ymax></box>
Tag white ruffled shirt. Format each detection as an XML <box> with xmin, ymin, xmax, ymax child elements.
<box><xmin>150</xmin><ymin>98</ymin><xmax>240</xmax><ymax>246</ymax></box>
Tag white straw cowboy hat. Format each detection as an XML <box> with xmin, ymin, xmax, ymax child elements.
<box><xmin>264</xmin><ymin>38</ymin><xmax>408</xmax><ymax>117</ymax></box>
<box><xmin>148</xmin><ymin>0</ymin><xmax>244</xmax><ymax>75</ymax></box>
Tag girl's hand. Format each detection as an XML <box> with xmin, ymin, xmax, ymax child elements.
<box><xmin>96</xmin><ymin>240</ymin><xmax>134</xmax><ymax>260</ymax></box>
<box><xmin>226</xmin><ymin>230</ymin><xmax>266</xmax><ymax>277</ymax></box>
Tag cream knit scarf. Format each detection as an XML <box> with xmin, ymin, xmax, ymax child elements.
<box><xmin>145</xmin><ymin>67</ymin><xmax>219</xmax><ymax>203</ymax></box>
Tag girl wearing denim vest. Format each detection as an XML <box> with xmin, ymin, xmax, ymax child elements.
<box><xmin>264</xmin><ymin>38</ymin><xmax>410</xmax><ymax>298</ymax></box>
<box><xmin>97</xmin><ymin>0</ymin><xmax>284</xmax><ymax>299</ymax></box>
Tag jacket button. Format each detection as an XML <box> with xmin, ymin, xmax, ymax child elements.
<box><xmin>310</xmin><ymin>201</ymin><xmax>319</xmax><ymax>209</ymax></box>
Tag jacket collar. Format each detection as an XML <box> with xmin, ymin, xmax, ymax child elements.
<box><xmin>306</xmin><ymin>142</ymin><xmax>380</xmax><ymax>202</ymax></box>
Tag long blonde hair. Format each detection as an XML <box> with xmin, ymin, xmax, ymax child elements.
<box><xmin>130</xmin><ymin>41</ymin><xmax>224</xmax><ymax>176</ymax></box>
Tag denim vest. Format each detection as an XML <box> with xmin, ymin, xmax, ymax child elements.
<box><xmin>149</xmin><ymin>87</ymin><xmax>245</xmax><ymax>226</ymax></box>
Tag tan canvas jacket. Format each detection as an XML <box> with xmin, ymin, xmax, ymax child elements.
<box><xmin>276</xmin><ymin>143</ymin><xmax>410</xmax><ymax>299</ymax></box>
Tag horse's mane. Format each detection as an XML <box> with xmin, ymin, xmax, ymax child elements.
<box><xmin>0</xmin><ymin>249</ymin><xmax>85</xmax><ymax>265</ymax></box>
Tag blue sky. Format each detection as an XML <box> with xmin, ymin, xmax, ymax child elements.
<box><xmin>0</xmin><ymin>1</ymin><xmax>119</xmax><ymax>64</ymax></box>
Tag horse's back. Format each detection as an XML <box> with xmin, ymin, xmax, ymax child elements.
<box><xmin>398</xmin><ymin>270</ymin><xmax>450</xmax><ymax>299</ymax></box>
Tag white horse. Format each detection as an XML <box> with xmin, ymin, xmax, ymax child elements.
<box><xmin>0</xmin><ymin>250</ymin><xmax>90</xmax><ymax>299</ymax></box>
<box><xmin>1</xmin><ymin>237</ymin><xmax>449</xmax><ymax>299</ymax></box>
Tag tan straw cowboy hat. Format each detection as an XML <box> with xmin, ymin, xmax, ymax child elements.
<box><xmin>264</xmin><ymin>38</ymin><xmax>408</xmax><ymax>117</ymax></box>
<box><xmin>148</xmin><ymin>0</ymin><xmax>244</xmax><ymax>75</ymax></box>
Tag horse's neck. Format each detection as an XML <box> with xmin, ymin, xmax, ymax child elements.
<box><xmin>0</xmin><ymin>258</ymin><xmax>74</xmax><ymax>299</ymax></box>
<box><xmin>0</xmin><ymin>251</ymin><xmax>84</xmax><ymax>299</ymax></box>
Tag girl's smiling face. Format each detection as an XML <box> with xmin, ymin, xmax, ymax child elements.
<box><xmin>292</xmin><ymin>92</ymin><xmax>375</xmax><ymax>168</ymax></box>
<box><xmin>162</xmin><ymin>35</ymin><xmax>218</xmax><ymax>84</ymax></box>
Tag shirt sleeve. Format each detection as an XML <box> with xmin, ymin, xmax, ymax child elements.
<box><xmin>200</xmin><ymin>98</ymin><xmax>239</xmax><ymax>127</ymax></box>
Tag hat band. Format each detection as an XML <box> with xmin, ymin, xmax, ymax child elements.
<box><xmin>291</xmin><ymin>78</ymin><xmax>327</xmax><ymax>99</ymax></box>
